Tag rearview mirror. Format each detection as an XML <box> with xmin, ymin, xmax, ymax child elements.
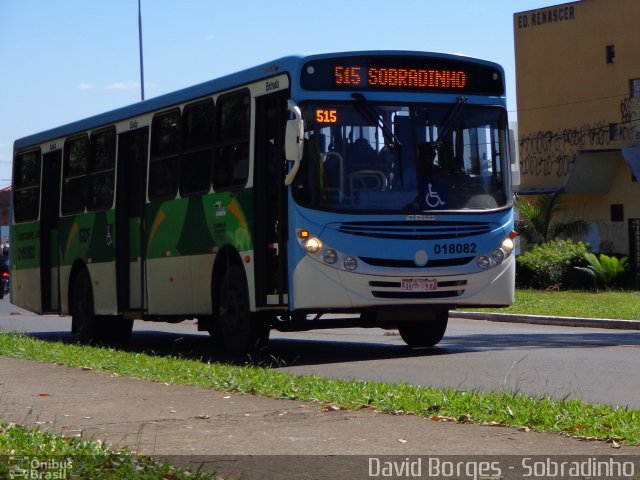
<box><xmin>285</xmin><ymin>100</ymin><xmax>304</xmax><ymax>186</ymax></box>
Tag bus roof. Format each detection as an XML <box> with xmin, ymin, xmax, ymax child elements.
<box><xmin>13</xmin><ymin>50</ymin><xmax>503</xmax><ymax>151</ymax></box>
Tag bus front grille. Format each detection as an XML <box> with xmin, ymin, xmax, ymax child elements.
<box><xmin>360</xmin><ymin>257</ymin><xmax>474</xmax><ymax>268</ymax></box>
<box><xmin>336</xmin><ymin>221</ymin><xmax>491</xmax><ymax>240</ymax></box>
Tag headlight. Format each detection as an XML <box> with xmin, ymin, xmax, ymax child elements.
<box><xmin>304</xmin><ymin>237</ymin><xmax>322</xmax><ymax>253</ymax></box>
<box><xmin>323</xmin><ymin>249</ymin><xmax>338</xmax><ymax>264</ymax></box>
<box><xmin>477</xmin><ymin>256</ymin><xmax>491</xmax><ymax>269</ymax></box>
<box><xmin>491</xmin><ymin>248</ymin><xmax>505</xmax><ymax>264</ymax></box>
<box><xmin>344</xmin><ymin>256</ymin><xmax>358</xmax><ymax>271</ymax></box>
<box><xmin>502</xmin><ymin>237</ymin><xmax>515</xmax><ymax>253</ymax></box>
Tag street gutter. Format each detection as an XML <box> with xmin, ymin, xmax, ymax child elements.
<box><xmin>452</xmin><ymin>311</ymin><xmax>640</xmax><ymax>330</ymax></box>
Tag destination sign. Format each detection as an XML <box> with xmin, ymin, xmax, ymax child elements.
<box><xmin>334</xmin><ymin>65</ymin><xmax>467</xmax><ymax>90</ymax></box>
<box><xmin>301</xmin><ymin>55</ymin><xmax>504</xmax><ymax>95</ymax></box>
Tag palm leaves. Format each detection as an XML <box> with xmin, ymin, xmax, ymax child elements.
<box><xmin>514</xmin><ymin>192</ymin><xmax>588</xmax><ymax>245</ymax></box>
<box><xmin>574</xmin><ymin>253</ymin><xmax>629</xmax><ymax>290</ymax></box>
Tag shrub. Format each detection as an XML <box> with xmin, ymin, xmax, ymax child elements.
<box><xmin>516</xmin><ymin>239</ymin><xmax>589</xmax><ymax>289</ymax></box>
<box><xmin>573</xmin><ymin>253</ymin><xmax>629</xmax><ymax>290</ymax></box>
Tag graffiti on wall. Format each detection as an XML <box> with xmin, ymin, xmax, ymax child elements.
<box><xmin>519</xmin><ymin>97</ymin><xmax>640</xmax><ymax>179</ymax></box>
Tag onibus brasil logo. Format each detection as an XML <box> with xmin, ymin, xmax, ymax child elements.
<box><xmin>8</xmin><ymin>456</ymin><xmax>73</xmax><ymax>479</ymax></box>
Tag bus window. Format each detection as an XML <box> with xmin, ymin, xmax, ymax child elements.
<box><xmin>61</xmin><ymin>135</ymin><xmax>89</xmax><ymax>215</ymax></box>
<box><xmin>87</xmin><ymin>128</ymin><xmax>116</xmax><ymax>211</ymax></box>
<box><xmin>214</xmin><ymin>91</ymin><xmax>250</xmax><ymax>189</ymax></box>
<box><xmin>181</xmin><ymin>99</ymin><xmax>214</xmax><ymax>196</ymax></box>
<box><xmin>13</xmin><ymin>149</ymin><xmax>41</xmax><ymax>223</ymax></box>
<box><xmin>149</xmin><ymin>109</ymin><xmax>181</xmax><ymax>200</ymax></box>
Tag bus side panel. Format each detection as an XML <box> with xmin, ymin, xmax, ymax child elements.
<box><xmin>58</xmin><ymin>210</ymin><xmax>118</xmax><ymax>316</ymax></box>
<box><xmin>11</xmin><ymin>222</ymin><xmax>42</xmax><ymax>313</ymax></box>
<box><xmin>143</xmin><ymin>191</ymin><xmax>254</xmax><ymax>316</ymax></box>
<box><xmin>145</xmin><ymin>199</ymin><xmax>192</xmax><ymax>315</ymax></box>
<box><xmin>198</xmin><ymin>191</ymin><xmax>254</xmax><ymax>314</ymax></box>
<box><xmin>10</xmin><ymin>222</ymin><xmax>42</xmax><ymax>313</ymax></box>
<box><xmin>190</xmin><ymin>253</ymin><xmax>216</xmax><ymax>314</ymax></box>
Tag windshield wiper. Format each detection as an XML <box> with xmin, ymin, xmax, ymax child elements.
<box><xmin>433</xmin><ymin>96</ymin><xmax>467</xmax><ymax>150</ymax></box>
<box><xmin>419</xmin><ymin>96</ymin><xmax>468</xmax><ymax>174</ymax></box>
<box><xmin>351</xmin><ymin>93</ymin><xmax>402</xmax><ymax>150</ymax></box>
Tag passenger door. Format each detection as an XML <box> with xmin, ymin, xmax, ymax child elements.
<box><xmin>254</xmin><ymin>91</ymin><xmax>289</xmax><ymax>307</ymax></box>
<box><xmin>115</xmin><ymin>128</ymin><xmax>148</xmax><ymax>313</ymax></box>
<box><xmin>40</xmin><ymin>150</ymin><xmax>62</xmax><ymax>313</ymax></box>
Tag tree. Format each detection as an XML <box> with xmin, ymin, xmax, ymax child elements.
<box><xmin>514</xmin><ymin>192</ymin><xmax>588</xmax><ymax>245</ymax></box>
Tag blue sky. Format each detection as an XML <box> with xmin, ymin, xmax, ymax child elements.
<box><xmin>0</xmin><ymin>0</ymin><xmax>549</xmax><ymax>185</ymax></box>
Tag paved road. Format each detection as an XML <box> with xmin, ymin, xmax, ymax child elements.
<box><xmin>1</xmin><ymin>298</ymin><xmax>639</xmax><ymax>409</ymax></box>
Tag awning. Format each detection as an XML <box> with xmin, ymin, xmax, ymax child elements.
<box><xmin>622</xmin><ymin>147</ymin><xmax>640</xmax><ymax>181</ymax></box>
<box><xmin>563</xmin><ymin>150</ymin><xmax>622</xmax><ymax>193</ymax></box>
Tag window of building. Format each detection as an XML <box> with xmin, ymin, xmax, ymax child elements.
<box><xmin>87</xmin><ymin>128</ymin><xmax>116</xmax><ymax>211</ymax></box>
<box><xmin>611</xmin><ymin>204</ymin><xmax>624</xmax><ymax>222</ymax></box>
<box><xmin>630</xmin><ymin>79</ymin><xmax>640</xmax><ymax>98</ymax></box>
<box><xmin>606</xmin><ymin>45</ymin><xmax>616</xmax><ymax>64</ymax></box>
<box><xmin>181</xmin><ymin>99</ymin><xmax>214</xmax><ymax>195</ymax></box>
<box><xmin>13</xmin><ymin>149</ymin><xmax>41</xmax><ymax>223</ymax></box>
<box><xmin>149</xmin><ymin>109</ymin><xmax>181</xmax><ymax>200</ymax></box>
<box><xmin>62</xmin><ymin>135</ymin><xmax>89</xmax><ymax>215</ymax></box>
<box><xmin>214</xmin><ymin>90</ymin><xmax>250</xmax><ymax>189</ymax></box>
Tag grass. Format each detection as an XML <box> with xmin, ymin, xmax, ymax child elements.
<box><xmin>0</xmin><ymin>331</ymin><xmax>638</xmax><ymax>450</ymax></box>
<box><xmin>466</xmin><ymin>289</ymin><xmax>640</xmax><ymax>320</ymax></box>
<box><xmin>0</xmin><ymin>420</ymin><xmax>217</xmax><ymax>479</ymax></box>
<box><xmin>2</xmin><ymin>288</ymin><xmax>638</xmax><ymax>475</ymax></box>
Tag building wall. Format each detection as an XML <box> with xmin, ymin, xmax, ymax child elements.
<box><xmin>514</xmin><ymin>0</ymin><xmax>640</xmax><ymax>255</ymax></box>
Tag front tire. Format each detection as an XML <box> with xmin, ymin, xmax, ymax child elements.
<box><xmin>398</xmin><ymin>309</ymin><xmax>449</xmax><ymax>348</ymax></box>
<box><xmin>214</xmin><ymin>265</ymin><xmax>270</xmax><ymax>355</ymax></box>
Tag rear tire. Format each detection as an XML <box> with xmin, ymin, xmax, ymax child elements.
<box><xmin>72</xmin><ymin>269</ymin><xmax>133</xmax><ymax>345</ymax></box>
<box><xmin>398</xmin><ymin>309</ymin><xmax>448</xmax><ymax>348</ymax></box>
<box><xmin>214</xmin><ymin>265</ymin><xmax>270</xmax><ymax>355</ymax></box>
<box><xmin>73</xmin><ymin>269</ymin><xmax>100</xmax><ymax>344</ymax></box>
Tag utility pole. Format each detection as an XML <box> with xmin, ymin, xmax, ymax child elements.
<box><xmin>138</xmin><ymin>0</ymin><xmax>145</xmax><ymax>101</ymax></box>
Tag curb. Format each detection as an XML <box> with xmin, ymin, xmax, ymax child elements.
<box><xmin>452</xmin><ymin>311</ymin><xmax>640</xmax><ymax>330</ymax></box>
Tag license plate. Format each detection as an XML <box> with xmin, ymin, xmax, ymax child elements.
<box><xmin>401</xmin><ymin>278</ymin><xmax>438</xmax><ymax>291</ymax></box>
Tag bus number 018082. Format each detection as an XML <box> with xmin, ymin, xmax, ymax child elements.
<box><xmin>433</xmin><ymin>243</ymin><xmax>477</xmax><ymax>255</ymax></box>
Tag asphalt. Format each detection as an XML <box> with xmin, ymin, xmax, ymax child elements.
<box><xmin>1</xmin><ymin>313</ymin><xmax>639</xmax><ymax>479</ymax></box>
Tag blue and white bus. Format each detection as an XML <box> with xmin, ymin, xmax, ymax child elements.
<box><xmin>11</xmin><ymin>51</ymin><xmax>515</xmax><ymax>353</ymax></box>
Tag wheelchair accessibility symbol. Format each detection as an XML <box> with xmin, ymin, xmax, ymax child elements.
<box><xmin>426</xmin><ymin>183</ymin><xmax>446</xmax><ymax>208</ymax></box>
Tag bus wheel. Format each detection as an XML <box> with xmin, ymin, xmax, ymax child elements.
<box><xmin>215</xmin><ymin>265</ymin><xmax>270</xmax><ymax>355</ymax></box>
<box><xmin>72</xmin><ymin>269</ymin><xmax>100</xmax><ymax>344</ymax></box>
<box><xmin>398</xmin><ymin>310</ymin><xmax>448</xmax><ymax>348</ymax></box>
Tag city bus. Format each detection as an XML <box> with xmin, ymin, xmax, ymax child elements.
<box><xmin>11</xmin><ymin>51</ymin><xmax>516</xmax><ymax>353</ymax></box>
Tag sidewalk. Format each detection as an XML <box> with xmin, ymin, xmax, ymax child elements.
<box><xmin>0</xmin><ymin>351</ymin><xmax>638</xmax><ymax>479</ymax></box>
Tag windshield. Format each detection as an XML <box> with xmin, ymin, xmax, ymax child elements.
<box><xmin>292</xmin><ymin>102</ymin><xmax>510</xmax><ymax>213</ymax></box>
